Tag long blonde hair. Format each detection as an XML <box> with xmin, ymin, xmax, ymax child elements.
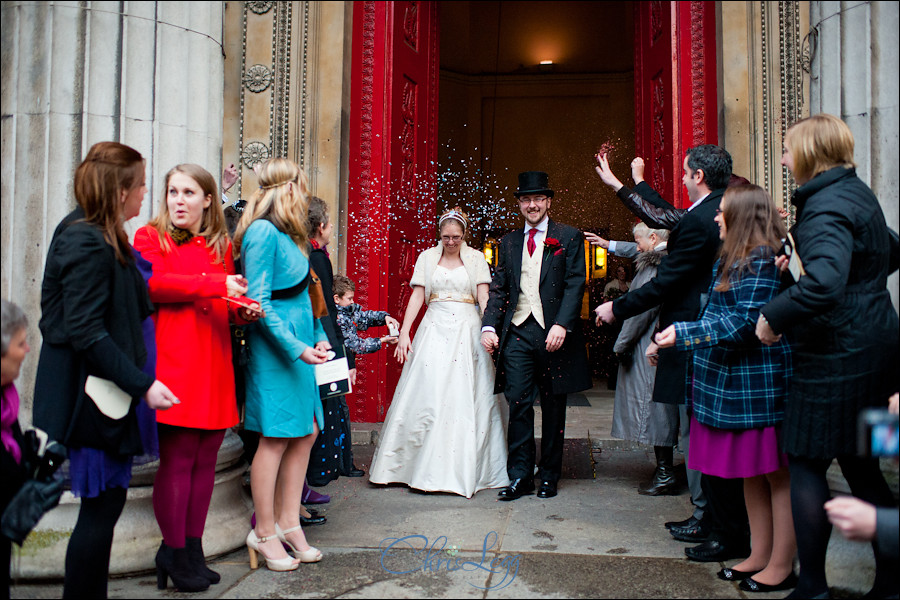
<box><xmin>232</xmin><ymin>158</ymin><xmax>310</xmax><ymax>256</ymax></box>
<box><xmin>148</xmin><ymin>164</ymin><xmax>229</xmax><ymax>263</ymax></box>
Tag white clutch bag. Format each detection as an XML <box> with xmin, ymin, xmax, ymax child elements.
<box><xmin>84</xmin><ymin>375</ymin><xmax>132</xmax><ymax>420</ymax></box>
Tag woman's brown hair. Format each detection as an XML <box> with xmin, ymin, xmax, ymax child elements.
<box><xmin>74</xmin><ymin>141</ymin><xmax>145</xmax><ymax>264</ymax></box>
<box><xmin>232</xmin><ymin>158</ymin><xmax>309</xmax><ymax>256</ymax></box>
<box><xmin>148</xmin><ymin>164</ymin><xmax>229</xmax><ymax>263</ymax></box>
<box><xmin>714</xmin><ymin>184</ymin><xmax>787</xmax><ymax>292</ymax></box>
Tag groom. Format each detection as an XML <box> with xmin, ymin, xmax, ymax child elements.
<box><xmin>481</xmin><ymin>171</ymin><xmax>591</xmax><ymax>500</ymax></box>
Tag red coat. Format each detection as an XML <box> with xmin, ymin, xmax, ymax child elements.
<box><xmin>133</xmin><ymin>226</ymin><xmax>241</xmax><ymax>430</ymax></box>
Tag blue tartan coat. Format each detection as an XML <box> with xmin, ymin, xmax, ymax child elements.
<box><xmin>673</xmin><ymin>247</ymin><xmax>792</xmax><ymax>430</ymax></box>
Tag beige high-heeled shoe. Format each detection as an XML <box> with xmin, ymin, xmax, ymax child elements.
<box><xmin>275</xmin><ymin>523</ymin><xmax>323</xmax><ymax>563</ymax></box>
<box><xmin>246</xmin><ymin>529</ymin><xmax>300</xmax><ymax>571</ymax></box>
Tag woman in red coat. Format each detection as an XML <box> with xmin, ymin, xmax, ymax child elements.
<box><xmin>134</xmin><ymin>164</ymin><xmax>259</xmax><ymax>592</ymax></box>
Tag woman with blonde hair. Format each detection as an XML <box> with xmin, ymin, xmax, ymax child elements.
<box><xmin>368</xmin><ymin>207</ymin><xmax>509</xmax><ymax>498</ymax></box>
<box><xmin>134</xmin><ymin>164</ymin><xmax>260</xmax><ymax>591</ymax></box>
<box><xmin>233</xmin><ymin>158</ymin><xmax>329</xmax><ymax>571</ymax></box>
<box><xmin>757</xmin><ymin>113</ymin><xmax>899</xmax><ymax>599</ymax></box>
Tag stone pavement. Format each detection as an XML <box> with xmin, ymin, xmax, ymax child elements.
<box><xmin>10</xmin><ymin>387</ymin><xmax>884</xmax><ymax>599</ymax></box>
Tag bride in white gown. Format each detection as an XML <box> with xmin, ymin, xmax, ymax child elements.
<box><xmin>368</xmin><ymin>208</ymin><xmax>510</xmax><ymax>498</ymax></box>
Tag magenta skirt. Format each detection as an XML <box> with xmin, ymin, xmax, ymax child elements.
<box><xmin>688</xmin><ymin>416</ymin><xmax>788</xmax><ymax>478</ymax></box>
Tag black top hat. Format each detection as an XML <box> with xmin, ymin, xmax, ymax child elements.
<box><xmin>514</xmin><ymin>171</ymin><xmax>554</xmax><ymax>198</ymax></box>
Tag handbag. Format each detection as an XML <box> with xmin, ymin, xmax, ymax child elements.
<box><xmin>1</xmin><ymin>433</ymin><xmax>66</xmax><ymax>545</ymax></box>
<box><xmin>309</xmin><ymin>267</ymin><xmax>328</xmax><ymax>319</ymax></box>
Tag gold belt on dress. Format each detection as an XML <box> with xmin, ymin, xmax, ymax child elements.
<box><xmin>428</xmin><ymin>293</ymin><xmax>475</xmax><ymax>304</ymax></box>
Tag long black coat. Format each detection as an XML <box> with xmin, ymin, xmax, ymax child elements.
<box><xmin>762</xmin><ymin>167</ymin><xmax>899</xmax><ymax>458</ymax></box>
<box><xmin>611</xmin><ymin>188</ymin><xmax>724</xmax><ymax>404</ymax></box>
<box><xmin>482</xmin><ymin>219</ymin><xmax>591</xmax><ymax>396</ymax></box>
<box><xmin>32</xmin><ymin>208</ymin><xmax>154</xmax><ymax>455</ymax></box>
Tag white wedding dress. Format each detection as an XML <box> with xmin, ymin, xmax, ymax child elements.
<box><xmin>368</xmin><ymin>265</ymin><xmax>510</xmax><ymax>498</ymax></box>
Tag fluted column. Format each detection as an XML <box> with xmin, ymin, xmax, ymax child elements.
<box><xmin>810</xmin><ymin>0</ymin><xmax>899</xmax><ymax>310</ymax></box>
<box><xmin>1</xmin><ymin>1</ymin><xmax>248</xmax><ymax>579</ymax></box>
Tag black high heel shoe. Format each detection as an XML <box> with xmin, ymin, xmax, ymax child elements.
<box><xmin>156</xmin><ymin>541</ymin><xmax>210</xmax><ymax>592</ymax></box>
<box><xmin>186</xmin><ymin>537</ymin><xmax>220</xmax><ymax>584</ymax></box>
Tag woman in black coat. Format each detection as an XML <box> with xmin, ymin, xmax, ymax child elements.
<box><xmin>305</xmin><ymin>196</ymin><xmax>361</xmax><ymax>487</ymax></box>
<box><xmin>757</xmin><ymin>114</ymin><xmax>899</xmax><ymax>599</ymax></box>
<box><xmin>32</xmin><ymin>142</ymin><xmax>179</xmax><ymax>598</ymax></box>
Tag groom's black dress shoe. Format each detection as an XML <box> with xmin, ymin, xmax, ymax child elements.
<box><xmin>536</xmin><ymin>480</ymin><xmax>557</xmax><ymax>498</ymax></box>
<box><xmin>684</xmin><ymin>539</ymin><xmax>750</xmax><ymax>562</ymax></box>
<box><xmin>665</xmin><ymin>514</ymin><xmax>699</xmax><ymax>531</ymax></box>
<box><xmin>669</xmin><ymin>517</ymin><xmax>710</xmax><ymax>542</ymax></box>
<box><xmin>498</xmin><ymin>478</ymin><xmax>535</xmax><ymax>501</ymax></box>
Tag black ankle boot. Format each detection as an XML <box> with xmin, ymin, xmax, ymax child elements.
<box><xmin>186</xmin><ymin>537</ymin><xmax>221</xmax><ymax>585</ymax></box>
<box><xmin>638</xmin><ymin>446</ymin><xmax>680</xmax><ymax>496</ymax></box>
<box><xmin>156</xmin><ymin>541</ymin><xmax>210</xmax><ymax>592</ymax></box>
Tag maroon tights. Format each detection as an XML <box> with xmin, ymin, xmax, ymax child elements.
<box><xmin>153</xmin><ymin>425</ymin><xmax>226</xmax><ymax>549</ymax></box>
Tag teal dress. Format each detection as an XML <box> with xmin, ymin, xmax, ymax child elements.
<box><xmin>242</xmin><ymin>220</ymin><xmax>325</xmax><ymax>437</ymax></box>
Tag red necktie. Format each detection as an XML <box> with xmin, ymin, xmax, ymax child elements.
<box><xmin>527</xmin><ymin>228</ymin><xmax>538</xmax><ymax>256</ymax></box>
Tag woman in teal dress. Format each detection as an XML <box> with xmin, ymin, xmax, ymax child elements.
<box><xmin>233</xmin><ymin>158</ymin><xmax>329</xmax><ymax>571</ymax></box>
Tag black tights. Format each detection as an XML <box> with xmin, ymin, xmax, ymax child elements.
<box><xmin>63</xmin><ymin>486</ymin><xmax>127</xmax><ymax>599</ymax></box>
<box><xmin>788</xmin><ymin>455</ymin><xmax>896</xmax><ymax>598</ymax></box>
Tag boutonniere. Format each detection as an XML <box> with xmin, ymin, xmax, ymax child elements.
<box><xmin>543</xmin><ymin>237</ymin><xmax>564</xmax><ymax>256</ymax></box>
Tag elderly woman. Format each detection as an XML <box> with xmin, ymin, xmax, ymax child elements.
<box><xmin>604</xmin><ymin>224</ymin><xmax>679</xmax><ymax>496</ymax></box>
<box><xmin>756</xmin><ymin>114</ymin><xmax>899</xmax><ymax>599</ymax></box>
<box><xmin>1</xmin><ymin>300</ymin><xmax>30</xmax><ymax>599</ymax></box>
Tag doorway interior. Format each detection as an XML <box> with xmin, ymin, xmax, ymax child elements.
<box><xmin>435</xmin><ymin>1</ymin><xmax>641</xmax><ymax>381</ymax></box>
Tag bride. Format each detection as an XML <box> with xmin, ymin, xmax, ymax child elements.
<box><xmin>368</xmin><ymin>208</ymin><xmax>510</xmax><ymax>498</ymax></box>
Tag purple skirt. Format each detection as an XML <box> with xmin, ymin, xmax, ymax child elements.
<box><xmin>688</xmin><ymin>416</ymin><xmax>787</xmax><ymax>478</ymax></box>
<box><xmin>67</xmin><ymin>447</ymin><xmax>133</xmax><ymax>498</ymax></box>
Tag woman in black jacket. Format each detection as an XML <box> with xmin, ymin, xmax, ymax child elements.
<box><xmin>757</xmin><ymin>114</ymin><xmax>899</xmax><ymax>599</ymax></box>
<box><xmin>32</xmin><ymin>141</ymin><xmax>179</xmax><ymax>598</ymax></box>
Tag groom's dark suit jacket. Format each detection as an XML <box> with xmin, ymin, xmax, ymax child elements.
<box><xmin>612</xmin><ymin>187</ymin><xmax>725</xmax><ymax>405</ymax></box>
<box><xmin>482</xmin><ymin>219</ymin><xmax>592</xmax><ymax>396</ymax></box>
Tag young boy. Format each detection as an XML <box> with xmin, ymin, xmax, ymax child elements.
<box><xmin>333</xmin><ymin>275</ymin><xmax>399</xmax><ymax>358</ymax></box>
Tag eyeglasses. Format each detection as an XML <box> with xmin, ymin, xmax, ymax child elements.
<box><xmin>441</xmin><ymin>235</ymin><xmax>463</xmax><ymax>243</ymax></box>
<box><xmin>518</xmin><ymin>196</ymin><xmax>548</xmax><ymax>205</ymax></box>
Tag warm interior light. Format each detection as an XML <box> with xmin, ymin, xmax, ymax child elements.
<box><xmin>540</xmin><ymin>60</ymin><xmax>553</xmax><ymax>65</ymax></box>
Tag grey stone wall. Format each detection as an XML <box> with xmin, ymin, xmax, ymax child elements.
<box><xmin>1</xmin><ymin>1</ymin><xmax>226</xmax><ymax>420</ymax></box>
<box><xmin>810</xmin><ymin>0</ymin><xmax>899</xmax><ymax>310</ymax></box>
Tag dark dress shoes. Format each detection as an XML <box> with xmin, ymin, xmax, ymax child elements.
<box><xmin>300</xmin><ymin>512</ymin><xmax>327</xmax><ymax>526</ymax></box>
<box><xmin>498</xmin><ymin>478</ymin><xmax>535</xmax><ymax>501</ymax></box>
<box><xmin>665</xmin><ymin>515</ymin><xmax>698</xmax><ymax>530</ymax></box>
<box><xmin>536</xmin><ymin>480</ymin><xmax>558</xmax><ymax>498</ymax></box>
<box><xmin>669</xmin><ymin>517</ymin><xmax>710</xmax><ymax>542</ymax></box>
<box><xmin>345</xmin><ymin>465</ymin><xmax>365</xmax><ymax>477</ymax></box>
<box><xmin>684</xmin><ymin>539</ymin><xmax>750</xmax><ymax>562</ymax></box>
<box><xmin>739</xmin><ymin>572</ymin><xmax>798</xmax><ymax>592</ymax></box>
<box><xmin>717</xmin><ymin>567</ymin><xmax>761</xmax><ymax>581</ymax></box>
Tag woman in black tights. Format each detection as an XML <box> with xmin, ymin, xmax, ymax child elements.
<box><xmin>32</xmin><ymin>142</ymin><xmax>179</xmax><ymax>598</ymax></box>
<box><xmin>757</xmin><ymin>114</ymin><xmax>899</xmax><ymax>599</ymax></box>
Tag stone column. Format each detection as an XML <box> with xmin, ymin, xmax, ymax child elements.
<box><xmin>2</xmin><ymin>1</ymin><xmax>250</xmax><ymax>577</ymax></box>
<box><xmin>809</xmin><ymin>0</ymin><xmax>899</xmax><ymax>311</ymax></box>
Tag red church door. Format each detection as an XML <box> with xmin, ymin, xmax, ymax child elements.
<box><xmin>634</xmin><ymin>1</ymin><xmax>718</xmax><ymax>208</ymax></box>
<box><xmin>347</xmin><ymin>1</ymin><xmax>439</xmax><ymax>423</ymax></box>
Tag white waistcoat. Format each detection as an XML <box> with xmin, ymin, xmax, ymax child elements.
<box><xmin>512</xmin><ymin>240</ymin><xmax>545</xmax><ymax>328</ymax></box>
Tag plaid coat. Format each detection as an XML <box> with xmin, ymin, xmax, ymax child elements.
<box><xmin>673</xmin><ymin>248</ymin><xmax>792</xmax><ymax>429</ymax></box>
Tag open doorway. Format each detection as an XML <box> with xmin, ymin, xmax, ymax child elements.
<box><xmin>437</xmin><ymin>0</ymin><xmax>639</xmax><ymax>381</ymax></box>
